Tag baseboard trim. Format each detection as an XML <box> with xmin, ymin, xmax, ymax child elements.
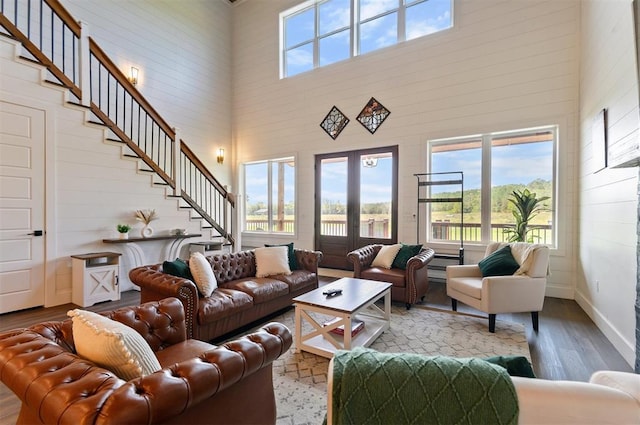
<box><xmin>544</xmin><ymin>284</ymin><xmax>574</xmax><ymax>299</ymax></box>
<box><xmin>575</xmin><ymin>289</ymin><xmax>635</xmax><ymax>368</ymax></box>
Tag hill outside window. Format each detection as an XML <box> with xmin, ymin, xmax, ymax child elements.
<box><xmin>281</xmin><ymin>0</ymin><xmax>454</xmax><ymax>78</ymax></box>
<box><xmin>427</xmin><ymin>126</ymin><xmax>557</xmax><ymax>247</ymax></box>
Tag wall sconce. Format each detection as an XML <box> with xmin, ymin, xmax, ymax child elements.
<box><xmin>129</xmin><ymin>67</ymin><xmax>139</xmax><ymax>86</ymax></box>
<box><xmin>216</xmin><ymin>148</ymin><xmax>225</xmax><ymax>164</ymax></box>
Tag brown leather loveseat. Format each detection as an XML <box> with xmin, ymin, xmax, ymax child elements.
<box><xmin>347</xmin><ymin>244</ymin><xmax>435</xmax><ymax>309</ymax></box>
<box><xmin>0</xmin><ymin>297</ymin><xmax>292</xmax><ymax>425</ymax></box>
<box><xmin>130</xmin><ymin>248</ymin><xmax>322</xmax><ymax>341</ymax></box>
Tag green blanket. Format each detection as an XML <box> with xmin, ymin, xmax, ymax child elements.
<box><xmin>328</xmin><ymin>347</ymin><xmax>518</xmax><ymax>425</ymax></box>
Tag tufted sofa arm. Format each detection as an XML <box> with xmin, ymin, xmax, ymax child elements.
<box><xmin>294</xmin><ymin>248</ymin><xmax>323</xmax><ymax>274</ymax></box>
<box><xmin>130</xmin><ymin>264</ymin><xmax>200</xmax><ymax>339</ymax></box>
<box><xmin>347</xmin><ymin>244</ymin><xmax>383</xmax><ymax>277</ymax></box>
<box><xmin>405</xmin><ymin>247</ymin><xmax>435</xmax><ymax>304</ymax></box>
<box><xmin>0</xmin><ymin>318</ymin><xmax>292</xmax><ymax>425</ymax></box>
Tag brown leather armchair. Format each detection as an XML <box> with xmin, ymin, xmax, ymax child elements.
<box><xmin>0</xmin><ymin>297</ymin><xmax>292</xmax><ymax>425</ymax></box>
<box><xmin>347</xmin><ymin>244</ymin><xmax>435</xmax><ymax>309</ymax></box>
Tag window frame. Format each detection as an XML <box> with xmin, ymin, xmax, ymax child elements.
<box><xmin>242</xmin><ymin>156</ymin><xmax>297</xmax><ymax>236</ymax></box>
<box><xmin>280</xmin><ymin>0</ymin><xmax>453</xmax><ymax>78</ymax></box>
<box><xmin>427</xmin><ymin>125</ymin><xmax>558</xmax><ymax>247</ymax></box>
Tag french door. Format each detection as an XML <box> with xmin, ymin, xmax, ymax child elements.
<box><xmin>315</xmin><ymin>146</ymin><xmax>398</xmax><ymax>269</ymax></box>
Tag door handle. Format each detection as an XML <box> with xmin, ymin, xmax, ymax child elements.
<box><xmin>27</xmin><ymin>230</ymin><xmax>44</xmax><ymax>236</ymax></box>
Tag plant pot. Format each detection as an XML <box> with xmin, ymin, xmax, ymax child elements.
<box><xmin>119</xmin><ymin>232</ymin><xmax>129</xmax><ymax>240</ymax></box>
<box><xmin>141</xmin><ymin>225</ymin><xmax>154</xmax><ymax>238</ymax></box>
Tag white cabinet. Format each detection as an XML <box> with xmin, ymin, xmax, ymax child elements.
<box><xmin>71</xmin><ymin>252</ymin><xmax>121</xmax><ymax>307</ymax></box>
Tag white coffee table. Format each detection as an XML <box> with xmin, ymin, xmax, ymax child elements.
<box><xmin>292</xmin><ymin>277</ymin><xmax>391</xmax><ymax>358</ymax></box>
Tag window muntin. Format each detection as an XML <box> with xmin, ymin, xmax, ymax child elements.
<box><xmin>428</xmin><ymin>127</ymin><xmax>556</xmax><ymax>246</ymax></box>
<box><xmin>244</xmin><ymin>158</ymin><xmax>296</xmax><ymax>234</ymax></box>
<box><xmin>281</xmin><ymin>0</ymin><xmax>453</xmax><ymax>78</ymax></box>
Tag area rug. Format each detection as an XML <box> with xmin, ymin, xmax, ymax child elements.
<box><xmin>248</xmin><ymin>305</ymin><xmax>530</xmax><ymax>425</ymax></box>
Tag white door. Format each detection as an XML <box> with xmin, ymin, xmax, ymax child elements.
<box><xmin>0</xmin><ymin>102</ymin><xmax>45</xmax><ymax>313</ymax></box>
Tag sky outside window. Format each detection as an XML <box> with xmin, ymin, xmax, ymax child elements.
<box><xmin>282</xmin><ymin>0</ymin><xmax>452</xmax><ymax>77</ymax></box>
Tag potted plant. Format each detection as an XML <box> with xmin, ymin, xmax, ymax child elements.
<box><xmin>503</xmin><ymin>188</ymin><xmax>550</xmax><ymax>242</ymax></box>
<box><xmin>116</xmin><ymin>224</ymin><xmax>131</xmax><ymax>239</ymax></box>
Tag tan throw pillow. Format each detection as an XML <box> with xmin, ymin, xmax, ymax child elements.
<box><xmin>68</xmin><ymin>309</ymin><xmax>161</xmax><ymax>380</ymax></box>
<box><xmin>371</xmin><ymin>243</ymin><xmax>403</xmax><ymax>269</ymax></box>
<box><xmin>189</xmin><ymin>252</ymin><xmax>217</xmax><ymax>297</ymax></box>
<box><xmin>255</xmin><ymin>246</ymin><xmax>292</xmax><ymax>277</ymax></box>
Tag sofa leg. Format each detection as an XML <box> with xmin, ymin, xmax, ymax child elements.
<box><xmin>451</xmin><ymin>299</ymin><xmax>457</xmax><ymax>312</ymax></box>
<box><xmin>488</xmin><ymin>314</ymin><xmax>496</xmax><ymax>333</ymax></box>
<box><xmin>531</xmin><ymin>312</ymin><xmax>539</xmax><ymax>332</ymax></box>
<box><xmin>406</xmin><ymin>303</ymin><xmax>411</xmax><ymax>310</ymax></box>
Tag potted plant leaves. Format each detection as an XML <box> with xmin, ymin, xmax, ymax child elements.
<box><xmin>503</xmin><ymin>189</ymin><xmax>550</xmax><ymax>242</ymax></box>
<box><xmin>116</xmin><ymin>224</ymin><xmax>132</xmax><ymax>239</ymax></box>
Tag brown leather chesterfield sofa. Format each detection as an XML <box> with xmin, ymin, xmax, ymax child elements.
<box><xmin>130</xmin><ymin>248</ymin><xmax>322</xmax><ymax>342</ymax></box>
<box><xmin>347</xmin><ymin>244</ymin><xmax>435</xmax><ymax>309</ymax></box>
<box><xmin>0</xmin><ymin>297</ymin><xmax>292</xmax><ymax>425</ymax></box>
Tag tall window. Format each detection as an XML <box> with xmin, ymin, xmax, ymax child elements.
<box><xmin>244</xmin><ymin>158</ymin><xmax>296</xmax><ymax>234</ymax></box>
<box><xmin>428</xmin><ymin>126</ymin><xmax>556</xmax><ymax>246</ymax></box>
<box><xmin>281</xmin><ymin>0</ymin><xmax>453</xmax><ymax>78</ymax></box>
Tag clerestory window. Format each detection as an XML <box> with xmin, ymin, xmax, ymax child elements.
<box><xmin>281</xmin><ymin>0</ymin><xmax>453</xmax><ymax>78</ymax></box>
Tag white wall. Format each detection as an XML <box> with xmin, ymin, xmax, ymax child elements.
<box><xmin>578</xmin><ymin>0</ymin><xmax>639</xmax><ymax>367</ymax></box>
<box><xmin>231</xmin><ymin>0</ymin><xmax>581</xmax><ymax>298</ymax></box>
<box><xmin>0</xmin><ymin>0</ymin><xmax>233</xmax><ymax>306</ymax></box>
<box><xmin>64</xmin><ymin>0</ymin><xmax>233</xmax><ymax>187</ymax></box>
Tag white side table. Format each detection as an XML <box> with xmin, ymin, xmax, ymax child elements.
<box><xmin>71</xmin><ymin>252</ymin><xmax>121</xmax><ymax>307</ymax></box>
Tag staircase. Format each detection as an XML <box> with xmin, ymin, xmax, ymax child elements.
<box><xmin>0</xmin><ymin>0</ymin><xmax>235</xmax><ymax>245</ymax></box>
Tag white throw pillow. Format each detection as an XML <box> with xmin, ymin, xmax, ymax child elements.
<box><xmin>371</xmin><ymin>244</ymin><xmax>403</xmax><ymax>269</ymax></box>
<box><xmin>189</xmin><ymin>252</ymin><xmax>217</xmax><ymax>297</ymax></box>
<box><xmin>68</xmin><ymin>309</ymin><xmax>161</xmax><ymax>380</ymax></box>
<box><xmin>254</xmin><ymin>246</ymin><xmax>292</xmax><ymax>277</ymax></box>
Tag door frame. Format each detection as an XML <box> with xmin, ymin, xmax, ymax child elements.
<box><xmin>314</xmin><ymin>145</ymin><xmax>398</xmax><ymax>269</ymax></box>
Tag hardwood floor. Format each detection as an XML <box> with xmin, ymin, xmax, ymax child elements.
<box><xmin>0</xmin><ymin>278</ymin><xmax>633</xmax><ymax>424</ymax></box>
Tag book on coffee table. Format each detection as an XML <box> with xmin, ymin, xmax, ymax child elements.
<box><xmin>323</xmin><ymin>317</ymin><xmax>365</xmax><ymax>337</ymax></box>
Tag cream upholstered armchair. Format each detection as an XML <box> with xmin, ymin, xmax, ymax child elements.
<box><xmin>446</xmin><ymin>242</ymin><xmax>550</xmax><ymax>333</ymax></box>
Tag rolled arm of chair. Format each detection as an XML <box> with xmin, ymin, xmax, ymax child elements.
<box><xmin>347</xmin><ymin>245</ymin><xmax>381</xmax><ymax>277</ymax></box>
<box><xmin>406</xmin><ymin>247</ymin><xmax>435</xmax><ymax>270</ymax></box>
<box><xmin>96</xmin><ymin>322</ymin><xmax>293</xmax><ymax>425</ymax></box>
<box><xmin>295</xmin><ymin>249</ymin><xmax>323</xmax><ymax>274</ymax></box>
<box><xmin>129</xmin><ymin>265</ymin><xmax>200</xmax><ymax>340</ymax></box>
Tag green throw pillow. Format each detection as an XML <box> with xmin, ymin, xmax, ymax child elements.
<box><xmin>484</xmin><ymin>355</ymin><xmax>536</xmax><ymax>378</ymax></box>
<box><xmin>478</xmin><ymin>245</ymin><xmax>520</xmax><ymax>277</ymax></box>
<box><xmin>163</xmin><ymin>258</ymin><xmax>193</xmax><ymax>280</ymax></box>
<box><xmin>265</xmin><ymin>242</ymin><xmax>298</xmax><ymax>271</ymax></box>
<box><xmin>391</xmin><ymin>244</ymin><xmax>423</xmax><ymax>269</ymax></box>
